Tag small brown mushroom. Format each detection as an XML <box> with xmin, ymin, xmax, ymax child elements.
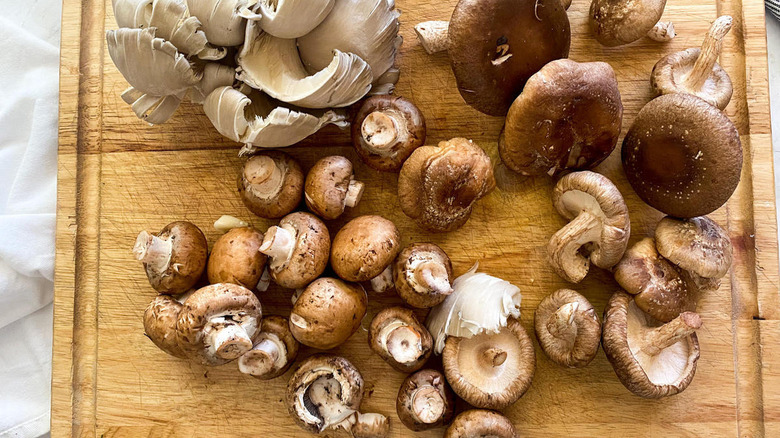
<box><xmin>331</xmin><ymin>215</ymin><xmax>401</xmax><ymax>285</ymax></box>
<box><xmin>259</xmin><ymin>212</ymin><xmax>330</xmax><ymax>289</ymax></box>
<box><xmin>444</xmin><ymin>409</ymin><xmax>517</xmax><ymax>438</ymax></box>
<box><xmin>603</xmin><ymin>291</ymin><xmax>701</xmax><ymax>398</ymax></box>
<box><xmin>655</xmin><ymin>216</ymin><xmax>733</xmax><ymax>280</ymax></box>
<box><xmin>207</xmin><ymin>227</ymin><xmax>268</xmax><ymax>290</ymax></box>
<box><xmin>238</xmin><ymin>315</ymin><xmax>299</xmax><ymax>379</ymax></box>
<box><xmin>398</xmin><ymin>138</ymin><xmax>495</xmax><ymax>232</ymax></box>
<box><xmin>237</xmin><ymin>151</ymin><xmax>304</xmax><ymax>219</ymax></box>
<box><xmin>396</xmin><ymin>369</ymin><xmax>454</xmax><ymax>431</ymax></box>
<box><xmin>393</xmin><ymin>243</ymin><xmax>453</xmax><ymax>308</ymax></box>
<box><xmin>133</xmin><ymin>221</ymin><xmax>208</xmax><ymax>294</ymax></box>
<box><xmin>289</xmin><ymin>277</ymin><xmax>368</xmax><ymax>350</ymax></box>
<box><xmin>143</xmin><ymin>294</ymin><xmax>187</xmax><ymax>359</ymax></box>
<box><xmin>350</xmin><ymin>413</ymin><xmax>390</xmax><ymax>438</ymax></box>
<box><xmin>534</xmin><ymin>289</ymin><xmax>601</xmax><ymax>368</ymax></box>
<box><xmin>352</xmin><ymin>95</ymin><xmax>426</xmax><ymax>172</ymax></box>
<box><xmin>368</xmin><ymin>307</ymin><xmax>433</xmax><ymax>372</ymax></box>
<box><xmin>304</xmin><ymin>155</ymin><xmax>364</xmax><ymax>220</ymax></box>
<box><xmin>589</xmin><ymin>0</ymin><xmax>672</xmax><ymax>47</ymax></box>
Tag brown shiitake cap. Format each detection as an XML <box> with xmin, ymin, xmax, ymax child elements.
<box><xmin>448</xmin><ymin>0</ymin><xmax>570</xmax><ymax>116</ymax></box>
<box><xmin>655</xmin><ymin>215</ymin><xmax>733</xmax><ymax>279</ymax></box>
<box><xmin>393</xmin><ymin>243</ymin><xmax>454</xmax><ymax>308</ymax></box>
<box><xmin>398</xmin><ymin>138</ymin><xmax>495</xmax><ymax>232</ymax></box>
<box><xmin>237</xmin><ymin>151</ymin><xmax>304</xmax><ymax>219</ymax></box>
<box><xmin>444</xmin><ymin>409</ymin><xmax>517</xmax><ymax>438</ymax></box>
<box><xmin>207</xmin><ymin>227</ymin><xmax>268</xmax><ymax>290</ymax></box>
<box><xmin>621</xmin><ymin>94</ymin><xmax>742</xmax><ymax>218</ymax></box>
<box><xmin>143</xmin><ymin>295</ymin><xmax>187</xmax><ymax>359</ymax></box>
<box><xmin>442</xmin><ymin>318</ymin><xmax>535</xmax><ymax>409</ymax></box>
<box><xmin>304</xmin><ymin>155</ymin><xmax>364</xmax><ymax>220</ymax></box>
<box><xmin>396</xmin><ymin>369</ymin><xmax>454</xmax><ymax>431</ymax></box>
<box><xmin>238</xmin><ymin>315</ymin><xmax>299</xmax><ymax>380</ymax></box>
<box><xmin>133</xmin><ymin>221</ymin><xmax>208</xmax><ymax>295</ymax></box>
<box><xmin>651</xmin><ymin>16</ymin><xmax>733</xmax><ymax>110</ymax></box>
<box><xmin>499</xmin><ymin>59</ymin><xmax>623</xmax><ymax>176</ymax></box>
<box><xmin>368</xmin><ymin>307</ymin><xmax>433</xmax><ymax>373</ymax></box>
<box><xmin>534</xmin><ymin>289</ymin><xmax>601</xmax><ymax>368</ymax></box>
<box><xmin>261</xmin><ymin>211</ymin><xmax>330</xmax><ymax>289</ymax></box>
<box><xmin>589</xmin><ymin>0</ymin><xmax>668</xmax><ymax>47</ymax></box>
<box><xmin>352</xmin><ymin>95</ymin><xmax>426</xmax><ymax>172</ymax></box>
<box><xmin>331</xmin><ymin>215</ymin><xmax>401</xmax><ymax>282</ymax></box>
<box><xmin>602</xmin><ymin>291</ymin><xmax>701</xmax><ymax>398</ymax></box>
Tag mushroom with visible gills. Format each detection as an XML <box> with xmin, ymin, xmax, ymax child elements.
<box><xmin>238</xmin><ymin>315</ymin><xmax>299</xmax><ymax>379</ymax></box>
<box><xmin>393</xmin><ymin>243</ymin><xmax>454</xmax><ymax>308</ymax></box>
<box><xmin>238</xmin><ymin>151</ymin><xmax>304</xmax><ymax>219</ymax></box>
<box><xmin>133</xmin><ymin>221</ymin><xmax>208</xmax><ymax>295</ymax></box>
<box><xmin>207</xmin><ymin>226</ymin><xmax>268</xmax><ymax>290</ymax></box>
<box><xmin>396</xmin><ymin>369</ymin><xmax>454</xmax><ymax>431</ymax></box>
<box><xmin>304</xmin><ymin>155</ymin><xmax>365</xmax><ymax>220</ymax></box>
<box><xmin>589</xmin><ymin>0</ymin><xmax>673</xmax><ymax>47</ymax></box>
<box><xmin>260</xmin><ymin>212</ymin><xmax>330</xmax><ymax>289</ymax></box>
<box><xmin>534</xmin><ymin>289</ymin><xmax>601</xmax><ymax>368</ymax></box>
<box><xmin>445</xmin><ymin>409</ymin><xmax>517</xmax><ymax>438</ymax></box>
<box><xmin>330</xmin><ymin>215</ymin><xmax>401</xmax><ymax>290</ymax></box>
<box><xmin>368</xmin><ymin>307</ymin><xmax>433</xmax><ymax>373</ymax></box>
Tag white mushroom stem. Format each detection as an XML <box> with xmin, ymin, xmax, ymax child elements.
<box><xmin>685</xmin><ymin>16</ymin><xmax>733</xmax><ymax>90</ymax></box>
<box><xmin>482</xmin><ymin>347</ymin><xmax>508</xmax><ymax>367</ymax></box>
<box><xmin>638</xmin><ymin>312</ymin><xmax>702</xmax><ymax>356</ymax></box>
<box><xmin>238</xmin><ymin>336</ymin><xmax>285</xmax><ymax>376</ymax></box>
<box><xmin>414</xmin><ymin>21</ymin><xmax>449</xmax><ymax>54</ymax></box>
<box><xmin>548</xmin><ymin>211</ymin><xmax>602</xmax><ymax>283</ymax></box>
<box><xmin>256</xmin><ymin>267</ymin><xmax>271</xmax><ymax>293</ymax></box>
<box><xmin>213</xmin><ymin>215</ymin><xmax>249</xmax><ymax>233</ymax></box>
<box><xmin>208</xmin><ymin>323</ymin><xmax>253</xmax><ymax>360</ymax></box>
<box><xmin>413</xmin><ymin>261</ymin><xmax>452</xmax><ymax>294</ymax></box>
<box><xmin>133</xmin><ymin>230</ymin><xmax>173</xmax><ymax>272</ymax></box>
<box><xmin>260</xmin><ymin>225</ymin><xmax>296</xmax><ymax>269</ymax></box>
<box><xmin>370</xmin><ymin>265</ymin><xmax>394</xmax><ymax>293</ymax></box>
<box><xmin>410</xmin><ymin>385</ymin><xmax>446</xmax><ymax>424</ymax></box>
<box><xmin>344</xmin><ymin>179</ymin><xmax>365</xmax><ymax>208</ymax></box>
<box><xmin>646</xmin><ymin>21</ymin><xmax>676</xmax><ymax>42</ymax></box>
<box><xmin>361</xmin><ymin>110</ymin><xmax>404</xmax><ymax>155</ymax></box>
<box><xmin>546</xmin><ymin>301</ymin><xmax>580</xmax><ymax>343</ymax></box>
<box><xmin>245</xmin><ymin>155</ymin><xmax>285</xmax><ymax>197</ymax></box>
<box><xmin>384</xmin><ymin>324</ymin><xmax>424</xmax><ymax>364</ymax></box>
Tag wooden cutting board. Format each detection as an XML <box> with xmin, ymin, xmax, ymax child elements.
<box><xmin>53</xmin><ymin>0</ymin><xmax>779</xmax><ymax>436</ymax></box>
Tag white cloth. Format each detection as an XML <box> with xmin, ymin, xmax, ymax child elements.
<box><xmin>0</xmin><ymin>0</ymin><xmax>61</xmax><ymax>436</ymax></box>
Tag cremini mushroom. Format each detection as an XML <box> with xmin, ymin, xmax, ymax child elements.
<box><xmin>396</xmin><ymin>369</ymin><xmax>454</xmax><ymax>431</ymax></box>
<box><xmin>589</xmin><ymin>0</ymin><xmax>672</xmax><ymax>47</ymax></box>
<box><xmin>207</xmin><ymin>226</ymin><xmax>268</xmax><ymax>290</ymax></box>
<box><xmin>398</xmin><ymin>138</ymin><xmax>495</xmax><ymax>232</ymax></box>
<box><xmin>445</xmin><ymin>410</ymin><xmax>517</xmax><ymax>438</ymax></box>
<box><xmin>393</xmin><ymin>243</ymin><xmax>453</xmax><ymax>308</ymax></box>
<box><xmin>304</xmin><ymin>156</ymin><xmax>365</xmax><ymax>220</ymax></box>
<box><xmin>651</xmin><ymin>16</ymin><xmax>733</xmax><ymax>109</ymax></box>
<box><xmin>622</xmin><ymin>94</ymin><xmax>742</xmax><ymax>218</ymax></box>
<box><xmin>238</xmin><ymin>151</ymin><xmax>304</xmax><ymax>219</ymax></box>
<box><xmin>603</xmin><ymin>291</ymin><xmax>701</xmax><ymax>398</ymax></box>
<box><xmin>260</xmin><ymin>212</ymin><xmax>330</xmax><ymax>289</ymax></box>
<box><xmin>289</xmin><ymin>278</ymin><xmax>367</xmax><ymax>349</ymax></box>
<box><xmin>351</xmin><ymin>95</ymin><xmax>426</xmax><ymax>172</ymax></box>
<box><xmin>655</xmin><ymin>216</ymin><xmax>733</xmax><ymax>281</ymax></box>
<box><xmin>330</xmin><ymin>215</ymin><xmax>401</xmax><ymax>288</ymax></box>
<box><xmin>133</xmin><ymin>221</ymin><xmax>208</xmax><ymax>294</ymax></box>
<box><xmin>548</xmin><ymin>171</ymin><xmax>631</xmax><ymax>283</ymax></box>
<box><xmin>499</xmin><ymin>59</ymin><xmax>623</xmax><ymax>176</ymax></box>
<box><xmin>368</xmin><ymin>307</ymin><xmax>433</xmax><ymax>372</ymax></box>
<box><xmin>143</xmin><ymin>294</ymin><xmax>188</xmax><ymax>359</ymax></box>
<box><xmin>238</xmin><ymin>315</ymin><xmax>299</xmax><ymax>379</ymax></box>
<box><xmin>534</xmin><ymin>289</ymin><xmax>601</xmax><ymax>368</ymax></box>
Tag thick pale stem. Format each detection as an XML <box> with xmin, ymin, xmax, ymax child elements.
<box><xmin>639</xmin><ymin>312</ymin><xmax>702</xmax><ymax>356</ymax></box>
<box><xmin>209</xmin><ymin>323</ymin><xmax>253</xmax><ymax>360</ymax></box>
<box><xmin>482</xmin><ymin>347</ymin><xmax>507</xmax><ymax>367</ymax></box>
<box><xmin>361</xmin><ymin>111</ymin><xmax>403</xmax><ymax>154</ymax></box>
<box><xmin>260</xmin><ymin>225</ymin><xmax>295</xmax><ymax>269</ymax></box>
<box><xmin>414</xmin><ymin>261</ymin><xmax>452</xmax><ymax>294</ymax></box>
<box><xmin>414</xmin><ymin>21</ymin><xmax>449</xmax><ymax>54</ymax></box>
<box><xmin>685</xmin><ymin>16</ymin><xmax>733</xmax><ymax>90</ymax></box>
<box><xmin>548</xmin><ymin>211</ymin><xmax>602</xmax><ymax>283</ymax></box>
<box><xmin>411</xmin><ymin>386</ymin><xmax>446</xmax><ymax>424</ymax></box>
<box><xmin>647</xmin><ymin>21</ymin><xmax>676</xmax><ymax>42</ymax></box>
<box><xmin>546</xmin><ymin>301</ymin><xmax>580</xmax><ymax>343</ymax></box>
<box><xmin>133</xmin><ymin>231</ymin><xmax>173</xmax><ymax>272</ymax></box>
<box><xmin>245</xmin><ymin>155</ymin><xmax>284</xmax><ymax>198</ymax></box>
<box><xmin>256</xmin><ymin>267</ymin><xmax>271</xmax><ymax>292</ymax></box>
<box><xmin>344</xmin><ymin>179</ymin><xmax>364</xmax><ymax>208</ymax></box>
<box><xmin>238</xmin><ymin>338</ymin><xmax>283</xmax><ymax>376</ymax></box>
<box><xmin>385</xmin><ymin>324</ymin><xmax>423</xmax><ymax>364</ymax></box>
<box><xmin>213</xmin><ymin>215</ymin><xmax>249</xmax><ymax>233</ymax></box>
<box><xmin>370</xmin><ymin>265</ymin><xmax>394</xmax><ymax>293</ymax></box>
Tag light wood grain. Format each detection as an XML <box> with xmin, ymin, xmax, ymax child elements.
<box><xmin>53</xmin><ymin>0</ymin><xmax>778</xmax><ymax>436</ymax></box>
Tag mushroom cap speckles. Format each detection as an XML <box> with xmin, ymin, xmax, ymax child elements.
<box><xmin>331</xmin><ymin>215</ymin><xmax>401</xmax><ymax>282</ymax></box>
<box><xmin>368</xmin><ymin>306</ymin><xmax>433</xmax><ymax>373</ymax></box>
<box><xmin>396</xmin><ymin>369</ymin><xmax>454</xmax><ymax>431</ymax></box>
<box><xmin>655</xmin><ymin>215</ymin><xmax>733</xmax><ymax>279</ymax></box>
<box><xmin>143</xmin><ymin>221</ymin><xmax>208</xmax><ymax>295</ymax></box>
<box><xmin>534</xmin><ymin>289</ymin><xmax>601</xmax><ymax>368</ymax></box>
<box><xmin>270</xmin><ymin>212</ymin><xmax>331</xmax><ymax>289</ymax></box>
<box><xmin>304</xmin><ymin>155</ymin><xmax>359</xmax><ymax>220</ymax></box>
<box><xmin>207</xmin><ymin>227</ymin><xmax>268</xmax><ymax>290</ymax></box>
<box><xmin>393</xmin><ymin>243</ymin><xmax>454</xmax><ymax>308</ymax></box>
<box><xmin>143</xmin><ymin>295</ymin><xmax>187</xmax><ymax>359</ymax></box>
<box><xmin>589</xmin><ymin>0</ymin><xmax>667</xmax><ymax>47</ymax></box>
<box><xmin>651</xmin><ymin>48</ymin><xmax>733</xmax><ymax>110</ymax></box>
<box><xmin>444</xmin><ymin>409</ymin><xmax>517</xmax><ymax>438</ymax></box>
<box><xmin>237</xmin><ymin>151</ymin><xmax>304</xmax><ymax>219</ymax></box>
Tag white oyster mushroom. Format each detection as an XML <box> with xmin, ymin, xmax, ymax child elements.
<box><xmin>189</xmin><ymin>63</ymin><xmax>237</xmax><ymax>104</ymax></box>
<box><xmin>112</xmin><ymin>0</ymin><xmax>152</xmax><ymax>28</ymax></box>
<box><xmin>188</xmin><ymin>0</ymin><xmax>260</xmax><ymax>47</ymax></box>
<box><xmin>254</xmin><ymin>0</ymin><xmax>335</xmax><ymax>38</ymax></box>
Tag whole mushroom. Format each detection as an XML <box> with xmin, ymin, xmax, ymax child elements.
<box><xmin>396</xmin><ymin>369</ymin><xmax>454</xmax><ymax>431</ymax></box>
<box><xmin>393</xmin><ymin>243</ymin><xmax>454</xmax><ymax>308</ymax></box>
<box><xmin>207</xmin><ymin>226</ymin><xmax>268</xmax><ymax>290</ymax></box>
<box><xmin>445</xmin><ymin>410</ymin><xmax>517</xmax><ymax>438</ymax></box>
<box><xmin>304</xmin><ymin>155</ymin><xmax>365</xmax><ymax>220</ymax></box>
<box><xmin>589</xmin><ymin>0</ymin><xmax>672</xmax><ymax>47</ymax></box>
<box><xmin>260</xmin><ymin>212</ymin><xmax>330</xmax><ymax>289</ymax></box>
<box><xmin>368</xmin><ymin>307</ymin><xmax>433</xmax><ymax>372</ymax></box>
<box><xmin>238</xmin><ymin>315</ymin><xmax>299</xmax><ymax>379</ymax></box>
<box><xmin>330</xmin><ymin>215</ymin><xmax>401</xmax><ymax>290</ymax></box>
<box><xmin>534</xmin><ymin>289</ymin><xmax>601</xmax><ymax>368</ymax></box>
<box><xmin>133</xmin><ymin>221</ymin><xmax>208</xmax><ymax>294</ymax></box>
<box><xmin>655</xmin><ymin>216</ymin><xmax>733</xmax><ymax>282</ymax></box>
<box><xmin>143</xmin><ymin>294</ymin><xmax>188</xmax><ymax>359</ymax></box>
<box><xmin>238</xmin><ymin>151</ymin><xmax>304</xmax><ymax>219</ymax></box>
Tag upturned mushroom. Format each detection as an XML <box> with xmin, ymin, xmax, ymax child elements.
<box><xmin>499</xmin><ymin>59</ymin><xmax>623</xmax><ymax>176</ymax></box>
<box><xmin>603</xmin><ymin>291</ymin><xmax>701</xmax><ymax>398</ymax></box>
<box><xmin>396</xmin><ymin>369</ymin><xmax>454</xmax><ymax>431</ymax></box>
<box><xmin>398</xmin><ymin>138</ymin><xmax>495</xmax><ymax>232</ymax></box>
<box><xmin>548</xmin><ymin>171</ymin><xmax>631</xmax><ymax>283</ymax></box>
<box><xmin>133</xmin><ymin>221</ymin><xmax>208</xmax><ymax>294</ymax></box>
<box><xmin>238</xmin><ymin>151</ymin><xmax>304</xmax><ymax>219</ymax></box>
<box><xmin>393</xmin><ymin>243</ymin><xmax>454</xmax><ymax>308</ymax></box>
<box><xmin>207</xmin><ymin>226</ymin><xmax>268</xmax><ymax>290</ymax></box>
<box><xmin>534</xmin><ymin>289</ymin><xmax>601</xmax><ymax>368</ymax></box>
<box><xmin>352</xmin><ymin>95</ymin><xmax>426</xmax><ymax>172</ymax></box>
<box><xmin>655</xmin><ymin>216</ymin><xmax>733</xmax><ymax>282</ymax></box>
<box><xmin>622</xmin><ymin>94</ymin><xmax>742</xmax><ymax>218</ymax></box>
<box><xmin>289</xmin><ymin>278</ymin><xmax>367</xmax><ymax>350</ymax></box>
<box><xmin>330</xmin><ymin>215</ymin><xmax>401</xmax><ymax>290</ymax></box>
<box><xmin>368</xmin><ymin>307</ymin><xmax>433</xmax><ymax>372</ymax></box>
<box><xmin>590</xmin><ymin>0</ymin><xmax>673</xmax><ymax>47</ymax></box>
<box><xmin>445</xmin><ymin>410</ymin><xmax>517</xmax><ymax>438</ymax></box>
<box><xmin>651</xmin><ymin>16</ymin><xmax>734</xmax><ymax>110</ymax></box>
<box><xmin>304</xmin><ymin>156</ymin><xmax>365</xmax><ymax>220</ymax></box>
<box><xmin>259</xmin><ymin>212</ymin><xmax>330</xmax><ymax>289</ymax></box>
<box><xmin>238</xmin><ymin>315</ymin><xmax>299</xmax><ymax>379</ymax></box>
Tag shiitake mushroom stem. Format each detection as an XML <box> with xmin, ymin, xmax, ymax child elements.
<box><xmin>687</xmin><ymin>16</ymin><xmax>733</xmax><ymax>90</ymax></box>
<box><xmin>133</xmin><ymin>231</ymin><xmax>172</xmax><ymax>271</ymax></box>
<box><xmin>638</xmin><ymin>312</ymin><xmax>702</xmax><ymax>356</ymax></box>
<box><xmin>546</xmin><ymin>301</ymin><xmax>579</xmax><ymax>342</ymax></box>
<box><xmin>482</xmin><ymin>347</ymin><xmax>508</xmax><ymax>367</ymax></box>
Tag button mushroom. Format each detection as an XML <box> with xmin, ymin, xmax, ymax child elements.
<box><xmin>589</xmin><ymin>0</ymin><xmax>672</xmax><ymax>47</ymax></box>
<box><xmin>304</xmin><ymin>156</ymin><xmax>365</xmax><ymax>220</ymax></box>
<box><xmin>289</xmin><ymin>278</ymin><xmax>367</xmax><ymax>350</ymax></box>
<box><xmin>260</xmin><ymin>212</ymin><xmax>330</xmax><ymax>289</ymax></box>
<box><xmin>534</xmin><ymin>289</ymin><xmax>601</xmax><ymax>368</ymax></box>
<box><xmin>655</xmin><ymin>216</ymin><xmax>733</xmax><ymax>282</ymax></box>
<box><xmin>398</xmin><ymin>138</ymin><xmax>495</xmax><ymax>232</ymax></box>
<box><xmin>393</xmin><ymin>243</ymin><xmax>453</xmax><ymax>308</ymax></box>
<box><xmin>445</xmin><ymin>409</ymin><xmax>517</xmax><ymax>438</ymax></box>
<box><xmin>238</xmin><ymin>315</ymin><xmax>299</xmax><ymax>379</ymax></box>
<box><xmin>499</xmin><ymin>59</ymin><xmax>623</xmax><ymax>176</ymax></box>
<box><xmin>133</xmin><ymin>221</ymin><xmax>208</xmax><ymax>294</ymax></box>
<box><xmin>651</xmin><ymin>16</ymin><xmax>734</xmax><ymax>110</ymax></box>
<box><xmin>396</xmin><ymin>369</ymin><xmax>454</xmax><ymax>431</ymax></box>
<box><xmin>548</xmin><ymin>171</ymin><xmax>630</xmax><ymax>283</ymax></box>
<box><xmin>238</xmin><ymin>151</ymin><xmax>304</xmax><ymax>219</ymax></box>
<box><xmin>330</xmin><ymin>215</ymin><xmax>401</xmax><ymax>288</ymax></box>
<box><xmin>603</xmin><ymin>291</ymin><xmax>701</xmax><ymax>398</ymax></box>
<box><xmin>368</xmin><ymin>307</ymin><xmax>433</xmax><ymax>373</ymax></box>
<box><xmin>621</xmin><ymin>94</ymin><xmax>742</xmax><ymax>218</ymax></box>
<box><xmin>143</xmin><ymin>294</ymin><xmax>188</xmax><ymax>359</ymax></box>
<box><xmin>207</xmin><ymin>226</ymin><xmax>268</xmax><ymax>290</ymax></box>
<box><xmin>351</xmin><ymin>95</ymin><xmax>426</xmax><ymax>172</ymax></box>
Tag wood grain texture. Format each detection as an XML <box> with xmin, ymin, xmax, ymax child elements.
<box><xmin>53</xmin><ymin>0</ymin><xmax>778</xmax><ymax>436</ymax></box>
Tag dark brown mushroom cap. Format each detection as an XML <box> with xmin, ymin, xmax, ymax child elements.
<box><xmin>621</xmin><ymin>94</ymin><xmax>742</xmax><ymax>218</ymax></box>
<box><xmin>331</xmin><ymin>215</ymin><xmax>401</xmax><ymax>282</ymax></box>
<box><xmin>393</xmin><ymin>243</ymin><xmax>454</xmax><ymax>308</ymax></box>
<box><xmin>655</xmin><ymin>216</ymin><xmax>733</xmax><ymax>279</ymax></box>
<box><xmin>396</xmin><ymin>369</ymin><xmax>454</xmax><ymax>431</ymax></box>
<box><xmin>589</xmin><ymin>0</ymin><xmax>667</xmax><ymax>47</ymax></box>
<box><xmin>352</xmin><ymin>95</ymin><xmax>427</xmax><ymax>172</ymax></box>
<box><xmin>143</xmin><ymin>295</ymin><xmax>187</xmax><ymax>359</ymax></box>
<box><xmin>237</xmin><ymin>151</ymin><xmax>304</xmax><ymax>219</ymax></box>
<box><xmin>304</xmin><ymin>155</ymin><xmax>361</xmax><ymax>220</ymax></box>
<box><xmin>141</xmin><ymin>221</ymin><xmax>208</xmax><ymax>295</ymax></box>
<box><xmin>534</xmin><ymin>289</ymin><xmax>601</xmax><ymax>368</ymax></box>
<box><xmin>444</xmin><ymin>409</ymin><xmax>517</xmax><ymax>438</ymax></box>
<box><xmin>207</xmin><ymin>227</ymin><xmax>268</xmax><ymax>290</ymax></box>
<box><xmin>448</xmin><ymin>0</ymin><xmax>570</xmax><ymax>116</ymax></box>
<box><xmin>368</xmin><ymin>307</ymin><xmax>433</xmax><ymax>373</ymax></box>
<box><xmin>499</xmin><ymin>59</ymin><xmax>623</xmax><ymax>176</ymax></box>
<box><xmin>398</xmin><ymin>138</ymin><xmax>495</xmax><ymax>232</ymax></box>
<box><xmin>238</xmin><ymin>315</ymin><xmax>299</xmax><ymax>380</ymax></box>
<box><xmin>651</xmin><ymin>48</ymin><xmax>732</xmax><ymax>110</ymax></box>
<box><xmin>269</xmin><ymin>212</ymin><xmax>330</xmax><ymax>289</ymax></box>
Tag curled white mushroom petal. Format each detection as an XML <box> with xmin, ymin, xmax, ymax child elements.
<box><xmin>188</xmin><ymin>63</ymin><xmax>237</xmax><ymax>104</ymax></box>
<box><xmin>254</xmin><ymin>0</ymin><xmax>335</xmax><ymax>38</ymax></box>
<box><xmin>149</xmin><ymin>0</ymin><xmax>226</xmax><ymax>59</ymax></box>
<box><xmin>112</xmin><ymin>0</ymin><xmax>153</xmax><ymax>28</ymax></box>
<box><xmin>188</xmin><ymin>0</ymin><xmax>260</xmax><ymax>47</ymax></box>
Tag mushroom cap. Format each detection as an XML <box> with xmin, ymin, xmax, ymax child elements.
<box><xmin>143</xmin><ymin>295</ymin><xmax>187</xmax><ymax>359</ymax></box>
<box><xmin>331</xmin><ymin>215</ymin><xmax>401</xmax><ymax>282</ymax></box>
<box><xmin>289</xmin><ymin>277</ymin><xmax>368</xmax><ymax>349</ymax></box>
<box><xmin>207</xmin><ymin>227</ymin><xmax>268</xmax><ymax>290</ymax></box>
<box><xmin>393</xmin><ymin>243</ymin><xmax>454</xmax><ymax>308</ymax></box>
<box><xmin>396</xmin><ymin>369</ymin><xmax>454</xmax><ymax>431</ymax></box>
<box><xmin>622</xmin><ymin>94</ymin><xmax>742</xmax><ymax>218</ymax></box>
<box><xmin>444</xmin><ymin>409</ymin><xmax>517</xmax><ymax>438</ymax></box>
<box><xmin>368</xmin><ymin>307</ymin><xmax>433</xmax><ymax>373</ymax></box>
<box><xmin>442</xmin><ymin>318</ymin><xmax>535</xmax><ymax>409</ymax></box>
<box><xmin>398</xmin><ymin>138</ymin><xmax>495</xmax><ymax>232</ymax></box>
<box><xmin>238</xmin><ymin>315</ymin><xmax>299</xmax><ymax>379</ymax></box>
<box><xmin>448</xmin><ymin>0</ymin><xmax>571</xmax><ymax>115</ymax></box>
<box><xmin>142</xmin><ymin>221</ymin><xmax>208</xmax><ymax>295</ymax></box>
<box><xmin>651</xmin><ymin>48</ymin><xmax>733</xmax><ymax>110</ymax></box>
<box><xmin>655</xmin><ymin>216</ymin><xmax>733</xmax><ymax>279</ymax></box>
<box><xmin>237</xmin><ymin>151</ymin><xmax>304</xmax><ymax>219</ymax></box>
<box><xmin>304</xmin><ymin>155</ymin><xmax>359</xmax><ymax>220</ymax></box>
<box><xmin>270</xmin><ymin>212</ymin><xmax>331</xmax><ymax>289</ymax></box>
<box><xmin>589</xmin><ymin>0</ymin><xmax>667</xmax><ymax>47</ymax></box>
<box><xmin>602</xmin><ymin>291</ymin><xmax>700</xmax><ymax>398</ymax></box>
<box><xmin>534</xmin><ymin>289</ymin><xmax>601</xmax><ymax>368</ymax></box>
<box><xmin>500</xmin><ymin>59</ymin><xmax>623</xmax><ymax>176</ymax></box>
